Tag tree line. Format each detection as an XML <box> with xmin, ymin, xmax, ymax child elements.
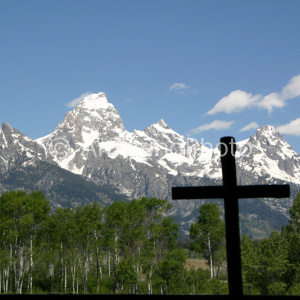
<box><xmin>0</xmin><ymin>191</ymin><xmax>226</xmax><ymax>294</ymax></box>
<box><xmin>0</xmin><ymin>190</ymin><xmax>300</xmax><ymax>295</ymax></box>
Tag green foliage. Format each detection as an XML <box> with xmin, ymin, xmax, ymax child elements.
<box><xmin>204</xmin><ymin>278</ymin><xmax>228</xmax><ymax>295</ymax></box>
<box><xmin>242</xmin><ymin>231</ymin><xmax>289</xmax><ymax>295</ymax></box>
<box><xmin>0</xmin><ymin>190</ymin><xmax>51</xmax><ymax>294</ymax></box>
<box><xmin>3</xmin><ymin>189</ymin><xmax>300</xmax><ymax>296</ymax></box>
<box><xmin>115</xmin><ymin>257</ymin><xmax>137</xmax><ymax>293</ymax></box>
<box><xmin>241</xmin><ymin>191</ymin><xmax>300</xmax><ymax>296</ymax></box>
<box><xmin>2</xmin><ymin>192</ymin><xmax>225</xmax><ymax>295</ymax></box>
<box><xmin>155</xmin><ymin>249</ymin><xmax>187</xmax><ymax>294</ymax></box>
<box><xmin>190</xmin><ymin>203</ymin><xmax>226</xmax><ymax>279</ymax></box>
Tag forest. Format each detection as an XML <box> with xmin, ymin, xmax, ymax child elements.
<box><xmin>0</xmin><ymin>190</ymin><xmax>300</xmax><ymax>295</ymax></box>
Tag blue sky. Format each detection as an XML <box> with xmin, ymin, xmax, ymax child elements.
<box><xmin>1</xmin><ymin>0</ymin><xmax>300</xmax><ymax>152</ymax></box>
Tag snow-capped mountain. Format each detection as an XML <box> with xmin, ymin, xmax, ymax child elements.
<box><xmin>0</xmin><ymin>118</ymin><xmax>128</xmax><ymax>209</ymax></box>
<box><xmin>35</xmin><ymin>92</ymin><xmax>300</xmax><ymax>189</ymax></box>
<box><xmin>1</xmin><ymin>92</ymin><xmax>299</xmax><ymax>236</ymax></box>
<box><xmin>236</xmin><ymin>125</ymin><xmax>300</xmax><ymax>184</ymax></box>
<box><xmin>0</xmin><ymin>122</ymin><xmax>51</xmax><ymax>172</ymax></box>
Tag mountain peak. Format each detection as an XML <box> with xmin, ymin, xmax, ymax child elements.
<box><xmin>36</xmin><ymin>92</ymin><xmax>126</xmax><ymax>164</ymax></box>
<box><xmin>79</xmin><ymin>92</ymin><xmax>113</xmax><ymax>110</ymax></box>
<box><xmin>259</xmin><ymin>124</ymin><xmax>277</xmax><ymax>133</ymax></box>
<box><xmin>254</xmin><ymin>125</ymin><xmax>284</xmax><ymax>142</ymax></box>
<box><xmin>156</xmin><ymin>119</ymin><xmax>169</xmax><ymax>128</ymax></box>
<box><xmin>1</xmin><ymin>122</ymin><xmax>13</xmax><ymax>131</ymax></box>
<box><xmin>1</xmin><ymin>122</ymin><xmax>24</xmax><ymax>138</ymax></box>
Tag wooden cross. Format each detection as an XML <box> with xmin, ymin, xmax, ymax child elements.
<box><xmin>172</xmin><ymin>136</ymin><xmax>290</xmax><ymax>299</ymax></box>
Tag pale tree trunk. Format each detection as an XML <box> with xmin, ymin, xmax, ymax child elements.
<box><xmin>147</xmin><ymin>279</ymin><xmax>152</xmax><ymax>294</ymax></box>
<box><xmin>49</xmin><ymin>263</ymin><xmax>54</xmax><ymax>293</ymax></box>
<box><xmin>60</xmin><ymin>242</ymin><xmax>64</xmax><ymax>291</ymax></box>
<box><xmin>99</xmin><ymin>264</ymin><xmax>102</xmax><ymax>279</ymax></box>
<box><xmin>94</xmin><ymin>230</ymin><xmax>101</xmax><ymax>292</ymax></box>
<box><xmin>76</xmin><ymin>276</ymin><xmax>79</xmax><ymax>294</ymax></box>
<box><xmin>71</xmin><ymin>262</ymin><xmax>76</xmax><ymax>294</ymax></box>
<box><xmin>14</xmin><ymin>245</ymin><xmax>25</xmax><ymax>294</ymax></box>
<box><xmin>96</xmin><ymin>255</ymin><xmax>99</xmax><ymax>292</ymax></box>
<box><xmin>147</xmin><ymin>268</ymin><xmax>152</xmax><ymax>294</ymax></box>
<box><xmin>135</xmin><ymin>264</ymin><xmax>139</xmax><ymax>294</ymax></box>
<box><xmin>64</xmin><ymin>263</ymin><xmax>67</xmax><ymax>292</ymax></box>
<box><xmin>83</xmin><ymin>251</ymin><xmax>89</xmax><ymax>294</ymax></box>
<box><xmin>2</xmin><ymin>270</ymin><xmax>4</xmax><ymax>293</ymax></box>
<box><xmin>3</xmin><ymin>267</ymin><xmax>9</xmax><ymax>293</ymax></box>
<box><xmin>29</xmin><ymin>235</ymin><xmax>33</xmax><ymax>294</ymax></box>
<box><xmin>208</xmin><ymin>236</ymin><xmax>214</xmax><ymax>279</ymax></box>
<box><xmin>113</xmin><ymin>233</ymin><xmax>119</xmax><ymax>294</ymax></box>
<box><xmin>114</xmin><ymin>233</ymin><xmax>119</xmax><ymax>265</ymax></box>
<box><xmin>95</xmin><ymin>249</ymin><xmax>100</xmax><ymax>290</ymax></box>
<box><xmin>135</xmin><ymin>247</ymin><xmax>140</xmax><ymax>294</ymax></box>
<box><xmin>9</xmin><ymin>232</ymin><xmax>13</xmax><ymax>293</ymax></box>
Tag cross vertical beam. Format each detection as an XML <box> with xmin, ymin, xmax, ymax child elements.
<box><xmin>220</xmin><ymin>137</ymin><xmax>243</xmax><ymax>299</ymax></box>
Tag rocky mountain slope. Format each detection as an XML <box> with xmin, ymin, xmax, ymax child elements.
<box><xmin>0</xmin><ymin>121</ymin><xmax>128</xmax><ymax>209</ymax></box>
<box><xmin>1</xmin><ymin>92</ymin><xmax>299</xmax><ymax>237</ymax></box>
<box><xmin>35</xmin><ymin>93</ymin><xmax>300</xmax><ymax>186</ymax></box>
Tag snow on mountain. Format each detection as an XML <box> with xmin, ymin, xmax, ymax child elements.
<box><xmin>1</xmin><ymin>92</ymin><xmax>299</xmax><ymax>237</ymax></box>
<box><xmin>36</xmin><ymin>93</ymin><xmax>189</xmax><ymax>175</ymax></box>
<box><xmin>35</xmin><ymin>93</ymin><xmax>300</xmax><ymax>188</ymax></box>
<box><xmin>0</xmin><ymin>122</ymin><xmax>50</xmax><ymax>171</ymax></box>
<box><xmin>236</xmin><ymin>125</ymin><xmax>300</xmax><ymax>184</ymax></box>
<box><xmin>1</xmin><ymin>91</ymin><xmax>299</xmax><ymax>198</ymax></box>
<box><xmin>36</xmin><ymin>92</ymin><xmax>127</xmax><ymax>173</ymax></box>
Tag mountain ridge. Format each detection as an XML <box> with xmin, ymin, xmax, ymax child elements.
<box><xmin>34</xmin><ymin>93</ymin><xmax>300</xmax><ymax>186</ymax></box>
<box><xmin>1</xmin><ymin>92</ymin><xmax>299</xmax><ymax>237</ymax></box>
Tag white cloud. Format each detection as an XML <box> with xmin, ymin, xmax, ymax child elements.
<box><xmin>189</xmin><ymin>120</ymin><xmax>234</xmax><ymax>135</ymax></box>
<box><xmin>239</xmin><ymin>121</ymin><xmax>259</xmax><ymax>132</ymax></box>
<box><xmin>281</xmin><ymin>74</ymin><xmax>300</xmax><ymax>99</ymax></box>
<box><xmin>169</xmin><ymin>83</ymin><xmax>190</xmax><ymax>91</ymax></box>
<box><xmin>276</xmin><ymin>118</ymin><xmax>300</xmax><ymax>136</ymax></box>
<box><xmin>258</xmin><ymin>75</ymin><xmax>300</xmax><ymax>113</ymax></box>
<box><xmin>257</xmin><ymin>92</ymin><xmax>285</xmax><ymax>113</ymax></box>
<box><xmin>206</xmin><ymin>90</ymin><xmax>261</xmax><ymax>115</ymax></box>
<box><xmin>206</xmin><ymin>74</ymin><xmax>300</xmax><ymax>115</ymax></box>
<box><xmin>65</xmin><ymin>92</ymin><xmax>92</xmax><ymax>108</ymax></box>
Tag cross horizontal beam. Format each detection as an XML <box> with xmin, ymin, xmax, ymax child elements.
<box><xmin>172</xmin><ymin>184</ymin><xmax>290</xmax><ymax>200</ymax></box>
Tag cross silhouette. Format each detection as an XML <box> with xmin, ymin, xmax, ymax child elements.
<box><xmin>172</xmin><ymin>136</ymin><xmax>290</xmax><ymax>299</ymax></box>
